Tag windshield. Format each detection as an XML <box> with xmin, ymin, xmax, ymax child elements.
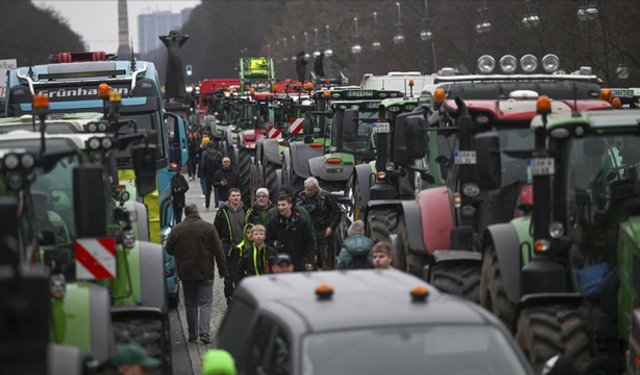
<box><xmin>302</xmin><ymin>325</ymin><xmax>528</xmax><ymax>375</ymax></box>
<box><xmin>116</xmin><ymin>111</ymin><xmax>163</xmax><ymax>160</ymax></box>
<box><xmin>334</xmin><ymin>110</ymin><xmax>377</xmax><ymax>155</ymax></box>
<box><xmin>566</xmin><ymin>134</ymin><xmax>640</xmax><ymax>273</ymax></box>
<box><xmin>31</xmin><ymin>154</ymin><xmax>81</xmax><ymax>247</ymax></box>
<box><xmin>498</xmin><ymin>128</ymin><xmax>534</xmax><ymax>187</ymax></box>
<box><xmin>0</xmin><ymin>123</ymin><xmax>80</xmax><ymax>134</ymax></box>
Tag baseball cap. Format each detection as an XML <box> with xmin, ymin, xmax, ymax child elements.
<box><xmin>278</xmin><ymin>185</ymin><xmax>294</xmax><ymax>197</ymax></box>
<box><xmin>113</xmin><ymin>344</ymin><xmax>160</xmax><ymax>369</ymax></box>
<box><xmin>274</xmin><ymin>253</ymin><xmax>292</xmax><ymax>266</ymax></box>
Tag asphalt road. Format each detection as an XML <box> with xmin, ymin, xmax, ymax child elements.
<box><xmin>169</xmin><ymin>175</ymin><xmax>229</xmax><ymax>375</ymax></box>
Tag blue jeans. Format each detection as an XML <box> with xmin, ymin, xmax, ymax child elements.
<box><xmin>200</xmin><ymin>177</ymin><xmax>207</xmax><ymax>196</ymax></box>
<box><xmin>182</xmin><ymin>279</ymin><xmax>213</xmax><ymax>338</ymax></box>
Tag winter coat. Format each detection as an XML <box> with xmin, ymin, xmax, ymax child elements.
<box><xmin>314</xmin><ymin>55</ymin><xmax>324</xmax><ymax>77</ymax></box>
<box><xmin>296</xmin><ymin>189</ymin><xmax>342</xmax><ymax>232</ymax></box>
<box><xmin>224</xmin><ymin>223</ymin><xmax>254</xmax><ymax>299</ymax></box>
<box><xmin>266</xmin><ymin>211</ymin><xmax>315</xmax><ymax>271</ymax></box>
<box><xmin>171</xmin><ymin>173</ymin><xmax>189</xmax><ymax>207</ymax></box>
<box><xmin>245</xmin><ymin>201</ymin><xmax>273</xmax><ymax>226</ymax></box>
<box><xmin>212</xmin><ymin>167</ymin><xmax>240</xmax><ymax>198</ymax></box>
<box><xmin>214</xmin><ymin>202</ymin><xmax>248</xmax><ymax>249</ymax></box>
<box><xmin>265</xmin><ymin>205</ymin><xmax>317</xmax><ymax>249</ymax></box>
<box><xmin>234</xmin><ymin>243</ymin><xmax>278</xmax><ymax>285</ymax></box>
<box><xmin>295</xmin><ymin>56</ymin><xmax>308</xmax><ymax>76</ymax></box>
<box><xmin>335</xmin><ymin>235</ymin><xmax>374</xmax><ymax>269</ymax></box>
<box><xmin>165</xmin><ymin>215</ymin><xmax>228</xmax><ymax>280</ymax></box>
<box><xmin>202</xmin><ymin>148</ymin><xmax>224</xmax><ymax>177</ymax></box>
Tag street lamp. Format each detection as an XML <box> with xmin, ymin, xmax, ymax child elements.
<box><xmin>291</xmin><ymin>35</ymin><xmax>297</xmax><ymax>61</ymax></box>
<box><xmin>304</xmin><ymin>32</ymin><xmax>311</xmax><ymax>60</ymax></box>
<box><xmin>522</xmin><ymin>0</ymin><xmax>540</xmax><ymax>28</ymax></box>
<box><xmin>267</xmin><ymin>44</ymin><xmax>271</xmax><ymax>58</ymax></box>
<box><xmin>282</xmin><ymin>38</ymin><xmax>288</xmax><ymax>62</ymax></box>
<box><xmin>324</xmin><ymin>25</ymin><xmax>333</xmax><ymax>57</ymax></box>
<box><xmin>618</xmin><ymin>53</ymin><xmax>630</xmax><ymax>80</ymax></box>
<box><xmin>313</xmin><ymin>28</ymin><xmax>321</xmax><ymax>58</ymax></box>
<box><xmin>577</xmin><ymin>0</ymin><xmax>597</xmax><ymax>63</ymax></box>
<box><xmin>475</xmin><ymin>0</ymin><xmax>491</xmax><ymax>34</ymax></box>
<box><xmin>420</xmin><ymin>0</ymin><xmax>432</xmax><ymax>41</ymax></box>
<box><xmin>393</xmin><ymin>2</ymin><xmax>405</xmax><ymax>44</ymax></box>
<box><xmin>352</xmin><ymin>17</ymin><xmax>362</xmax><ymax>54</ymax></box>
<box><xmin>372</xmin><ymin>12</ymin><xmax>381</xmax><ymax>50</ymax></box>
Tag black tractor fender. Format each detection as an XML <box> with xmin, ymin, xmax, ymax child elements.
<box><xmin>289</xmin><ymin>141</ymin><xmax>321</xmax><ymax>179</ymax></box>
<box><xmin>261</xmin><ymin>139</ymin><xmax>283</xmax><ymax>166</ymax></box>
<box><xmin>48</xmin><ymin>344</ymin><xmax>84</xmax><ymax>375</ymax></box>
<box><xmin>308</xmin><ymin>156</ymin><xmax>353</xmax><ymax>182</ymax></box>
<box><xmin>365</xmin><ymin>199</ymin><xmax>426</xmax><ymax>255</ymax></box>
<box><xmin>516</xmin><ymin>293</ymin><xmax>583</xmax><ymax>320</ymax></box>
<box><xmin>354</xmin><ymin>164</ymin><xmax>374</xmax><ymax>214</ymax></box>
<box><xmin>426</xmin><ymin>250</ymin><xmax>482</xmax><ymax>280</ymax></box>
<box><xmin>138</xmin><ymin>241</ymin><xmax>168</xmax><ymax>314</ymax></box>
<box><xmin>482</xmin><ymin>223</ymin><xmax>525</xmax><ymax>304</ymax></box>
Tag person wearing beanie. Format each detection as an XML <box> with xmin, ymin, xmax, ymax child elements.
<box><xmin>336</xmin><ymin>220</ymin><xmax>374</xmax><ymax>270</ymax></box>
<box><xmin>245</xmin><ymin>187</ymin><xmax>272</xmax><ymax>226</ymax></box>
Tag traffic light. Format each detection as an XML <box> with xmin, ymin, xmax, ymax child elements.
<box><xmin>186</xmin><ymin>65</ymin><xmax>193</xmax><ymax>76</ymax></box>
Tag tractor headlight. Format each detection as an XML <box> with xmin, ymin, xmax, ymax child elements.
<box><xmin>21</xmin><ymin>154</ymin><xmax>35</xmax><ymax>169</ymax></box>
<box><xmin>4</xmin><ymin>154</ymin><xmax>19</xmax><ymax>170</ymax></box>
<box><xmin>88</xmin><ymin>138</ymin><xmax>101</xmax><ymax>150</ymax></box>
<box><xmin>463</xmin><ymin>183</ymin><xmax>480</xmax><ymax>197</ymax></box>
<box><xmin>101</xmin><ymin>137</ymin><xmax>113</xmax><ymax>150</ymax></box>
<box><xmin>50</xmin><ymin>274</ymin><xmax>66</xmax><ymax>300</ymax></box>
<box><xmin>461</xmin><ymin>205</ymin><xmax>476</xmax><ymax>217</ymax></box>
<box><xmin>477</xmin><ymin>55</ymin><xmax>496</xmax><ymax>74</ymax></box>
<box><xmin>97</xmin><ymin>122</ymin><xmax>108</xmax><ymax>132</ymax></box>
<box><xmin>499</xmin><ymin>55</ymin><xmax>518</xmax><ymax>74</ymax></box>
<box><xmin>542</xmin><ymin>54</ymin><xmax>560</xmax><ymax>73</ymax></box>
<box><xmin>520</xmin><ymin>54</ymin><xmax>539</xmax><ymax>73</ymax></box>
<box><xmin>7</xmin><ymin>173</ymin><xmax>24</xmax><ymax>190</ymax></box>
<box><xmin>385</xmin><ymin>161</ymin><xmax>395</xmax><ymax>171</ymax></box>
<box><xmin>87</xmin><ymin>122</ymin><xmax>98</xmax><ymax>133</ymax></box>
<box><xmin>549</xmin><ymin>222</ymin><xmax>565</xmax><ymax>238</ymax></box>
<box><xmin>123</xmin><ymin>228</ymin><xmax>135</xmax><ymax>249</ymax></box>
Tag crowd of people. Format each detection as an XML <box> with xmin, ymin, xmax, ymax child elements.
<box><xmin>166</xmin><ymin>171</ymin><xmax>392</xmax><ymax>344</ymax></box>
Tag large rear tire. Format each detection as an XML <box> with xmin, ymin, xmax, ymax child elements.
<box><xmin>480</xmin><ymin>245</ymin><xmax>517</xmax><ymax>331</ymax></box>
<box><xmin>394</xmin><ymin>216</ymin><xmax>426</xmax><ymax>277</ymax></box>
<box><xmin>430</xmin><ymin>262</ymin><xmax>481</xmax><ymax>303</ymax></box>
<box><xmin>264</xmin><ymin>160</ymin><xmax>279</xmax><ymax>202</ymax></box>
<box><xmin>516</xmin><ymin>306</ymin><xmax>592</xmax><ymax>374</ymax></box>
<box><xmin>367</xmin><ymin>209</ymin><xmax>398</xmax><ymax>244</ymax></box>
<box><xmin>238</xmin><ymin>147</ymin><xmax>254</xmax><ymax>208</ymax></box>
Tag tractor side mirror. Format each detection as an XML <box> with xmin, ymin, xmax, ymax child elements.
<box><xmin>393</xmin><ymin>112</ymin><xmax>426</xmax><ymax>167</ymax></box>
<box><xmin>341</xmin><ymin>109</ymin><xmax>359</xmax><ymax>142</ymax></box>
<box><xmin>302</xmin><ymin>118</ymin><xmax>313</xmax><ymax>134</ymax></box>
<box><xmin>74</xmin><ymin>165</ymin><xmax>108</xmax><ymax>238</ymax></box>
<box><xmin>475</xmin><ymin>131</ymin><xmax>501</xmax><ymax>191</ymax></box>
<box><xmin>132</xmin><ymin>144</ymin><xmax>157</xmax><ymax>196</ymax></box>
<box><xmin>303</xmin><ymin>135</ymin><xmax>314</xmax><ymax>144</ymax></box>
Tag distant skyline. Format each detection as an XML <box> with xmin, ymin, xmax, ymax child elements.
<box><xmin>33</xmin><ymin>1</ymin><xmax>200</xmax><ymax>53</ymax></box>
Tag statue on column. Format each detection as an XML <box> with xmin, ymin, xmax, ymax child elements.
<box><xmin>160</xmin><ymin>30</ymin><xmax>189</xmax><ymax>101</ymax></box>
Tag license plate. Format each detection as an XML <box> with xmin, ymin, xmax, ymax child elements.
<box><xmin>611</xmin><ymin>89</ymin><xmax>634</xmax><ymax>99</ymax></box>
<box><xmin>372</xmin><ymin>122</ymin><xmax>390</xmax><ymax>133</ymax></box>
<box><xmin>45</xmin><ymin>113</ymin><xmax>70</xmax><ymax>120</ymax></box>
<box><xmin>527</xmin><ymin>158</ymin><xmax>555</xmax><ymax>176</ymax></box>
<box><xmin>454</xmin><ymin>151</ymin><xmax>476</xmax><ymax>165</ymax></box>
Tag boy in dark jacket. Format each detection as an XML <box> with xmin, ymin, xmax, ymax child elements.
<box><xmin>266</xmin><ymin>194</ymin><xmax>315</xmax><ymax>272</ymax></box>
<box><xmin>235</xmin><ymin>225</ymin><xmax>277</xmax><ymax>284</ymax></box>
<box><xmin>171</xmin><ymin>166</ymin><xmax>189</xmax><ymax>223</ymax></box>
<box><xmin>224</xmin><ymin>223</ymin><xmax>254</xmax><ymax>303</ymax></box>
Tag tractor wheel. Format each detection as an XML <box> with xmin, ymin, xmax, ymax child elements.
<box><xmin>394</xmin><ymin>216</ymin><xmax>426</xmax><ymax>277</ymax></box>
<box><xmin>238</xmin><ymin>148</ymin><xmax>254</xmax><ymax>208</ymax></box>
<box><xmin>264</xmin><ymin>160</ymin><xmax>279</xmax><ymax>202</ymax></box>
<box><xmin>516</xmin><ymin>306</ymin><xmax>592</xmax><ymax>374</ymax></box>
<box><xmin>113</xmin><ymin>318</ymin><xmax>171</xmax><ymax>375</ymax></box>
<box><xmin>367</xmin><ymin>209</ymin><xmax>398</xmax><ymax>244</ymax></box>
<box><xmin>430</xmin><ymin>262</ymin><xmax>481</xmax><ymax>303</ymax></box>
<box><xmin>480</xmin><ymin>245</ymin><xmax>517</xmax><ymax>331</ymax></box>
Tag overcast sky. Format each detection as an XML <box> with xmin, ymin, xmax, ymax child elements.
<box><xmin>33</xmin><ymin>0</ymin><xmax>201</xmax><ymax>53</ymax></box>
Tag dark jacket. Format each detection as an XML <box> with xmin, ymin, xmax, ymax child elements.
<box><xmin>171</xmin><ymin>173</ymin><xmax>189</xmax><ymax>207</ymax></box>
<box><xmin>245</xmin><ymin>201</ymin><xmax>273</xmax><ymax>226</ymax></box>
<box><xmin>266</xmin><ymin>211</ymin><xmax>315</xmax><ymax>271</ymax></box>
<box><xmin>225</xmin><ymin>223</ymin><xmax>254</xmax><ymax>299</ymax></box>
<box><xmin>314</xmin><ymin>55</ymin><xmax>324</xmax><ymax>77</ymax></box>
<box><xmin>265</xmin><ymin>205</ymin><xmax>317</xmax><ymax>248</ymax></box>
<box><xmin>212</xmin><ymin>167</ymin><xmax>240</xmax><ymax>198</ymax></box>
<box><xmin>296</xmin><ymin>189</ymin><xmax>342</xmax><ymax>232</ymax></box>
<box><xmin>166</xmin><ymin>215</ymin><xmax>228</xmax><ymax>280</ymax></box>
<box><xmin>295</xmin><ymin>56</ymin><xmax>308</xmax><ymax>76</ymax></box>
<box><xmin>203</xmin><ymin>147</ymin><xmax>223</xmax><ymax>177</ymax></box>
<box><xmin>188</xmin><ymin>138</ymin><xmax>198</xmax><ymax>157</ymax></box>
<box><xmin>335</xmin><ymin>235</ymin><xmax>374</xmax><ymax>269</ymax></box>
<box><xmin>234</xmin><ymin>243</ymin><xmax>277</xmax><ymax>284</ymax></box>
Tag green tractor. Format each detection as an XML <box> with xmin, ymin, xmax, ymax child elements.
<box><xmin>307</xmin><ymin>88</ymin><xmax>403</xmax><ymax>192</ymax></box>
<box><xmin>476</xmin><ymin>99</ymin><xmax>640</xmax><ymax>373</ymax></box>
<box><xmin>0</xmin><ymin>98</ymin><xmax>172</xmax><ymax>373</ymax></box>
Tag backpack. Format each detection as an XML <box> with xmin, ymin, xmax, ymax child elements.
<box><xmin>203</xmin><ymin>149</ymin><xmax>223</xmax><ymax>175</ymax></box>
<box><xmin>347</xmin><ymin>254</ymin><xmax>372</xmax><ymax>269</ymax></box>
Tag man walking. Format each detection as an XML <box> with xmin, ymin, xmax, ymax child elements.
<box><xmin>266</xmin><ymin>194</ymin><xmax>315</xmax><ymax>272</ymax></box>
<box><xmin>171</xmin><ymin>164</ymin><xmax>189</xmax><ymax>224</ymax></box>
<box><xmin>213</xmin><ymin>156</ymin><xmax>240</xmax><ymax>207</ymax></box>
<box><xmin>213</xmin><ymin>188</ymin><xmax>247</xmax><ymax>304</ymax></box>
<box><xmin>297</xmin><ymin>177</ymin><xmax>341</xmax><ymax>270</ymax></box>
<box><xmin>295</xmin><ymin>51</ymin><xmax>307</xmax><ymax>83</ymax></box>
<box><xmin>166</xmin><ymin>204</ymin><xmax>227</xmax><ymax>344</ymax></box>
<box><xmin>202</xmin><ymin>141</ymin><xmax>223</xmax><ymax>210</ymax></box>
